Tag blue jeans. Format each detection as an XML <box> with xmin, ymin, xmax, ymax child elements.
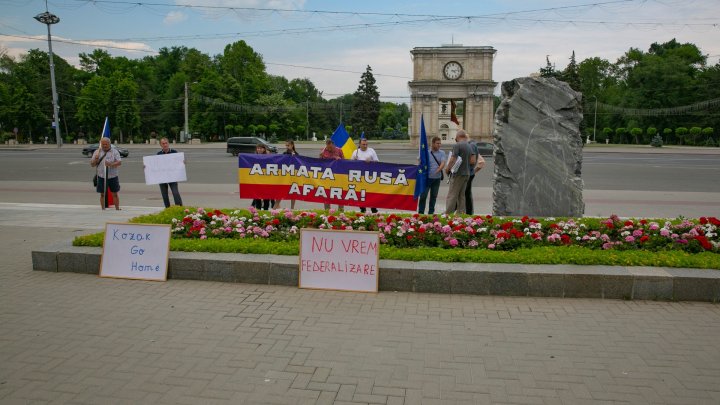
<box><xmin>418</xmin><ymin>177</ymin><xmax>441</xmax><ymax>214</ymax></box>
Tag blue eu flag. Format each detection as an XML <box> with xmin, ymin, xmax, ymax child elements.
<box><xmin>413</xmin><ymin>115</ymin><xmax>429</xmax><ymax>200</ymax></box>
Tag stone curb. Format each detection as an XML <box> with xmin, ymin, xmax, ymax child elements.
<box><xmin>32</xmin><ymin>243</ymin><xmax>720</xmax><ymax>302</ymax></box>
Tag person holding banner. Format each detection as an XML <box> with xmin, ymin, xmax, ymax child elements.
<box><xmin>280</xmin><ymin>139</ymin><xmax>299</xmax><ymax>210</ymax></box>
<box><xmin>319</xmin><ymin>139</ymin><xmax>344</xmax><ymax>211</ymax></box>
<box><xmin>156</xmin><ymin>137</ymin><xmax>184</xmax><ymax>208</ymax></box>
<box><xmin>444</xmin><ymin>130</ymin><xmax>476</xmax><ymax>215</ymax></box>
<box><xmin>91</xmin><ymin>137</ymin><xmax>122</xmax><ymax>210</ymax></box>
<box><xmin>418</xmin><ymin>136</ymin><xmax>446</xmax><ymax>215</ymax></box>
<box><xmin>251</xmin><ymin>143</ymin><xmax>273</xmax><ymax>210</ymax></box>
<box><xmin>352</xmin><ymin>137</ymin><xmax>379</xmax><ymax>214</ymax></box>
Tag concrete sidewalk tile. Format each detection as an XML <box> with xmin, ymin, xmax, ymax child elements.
<box><xmin>336</xmin><ymin>384</ymin><xmax>356</xmax><ymax>401</ymax></box>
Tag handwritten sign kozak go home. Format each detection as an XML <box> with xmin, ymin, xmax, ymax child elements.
<box><xmin>299</xmin><ymin>228</ymin><xmax>379</xmax><ymax>292</ymax></box>
<box><xmin>100</xmin><ymin>222</ymin><xmax>171</xmax><ymax>281</ymax></box>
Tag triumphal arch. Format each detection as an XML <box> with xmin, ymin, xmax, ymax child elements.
<box><xmin>408</xmin><ymin>45</ymin><xmax>496</xmax><ymax>145</ymax></box>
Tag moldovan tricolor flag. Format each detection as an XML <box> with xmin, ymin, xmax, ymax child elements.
<box><xmin>330</xmin><ymin>123</ymin><xmax>356</xmax><ymax>159</ymax></box>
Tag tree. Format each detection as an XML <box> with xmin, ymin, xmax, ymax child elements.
<box><xmin>217</xmin><ymin>40</ymin><xmax>268</xmax><ymax>104</ymax></box>
<box><xmin>561</xmin><ymin>51</ymin><xmax>581</xmax><ymax>91</ymax></box>
<box><xmin>539</xmin><ymin>56</ymin><xmax>558</xmax><ymax>78</ymax></box>
<box><xmin>350</xmin><ymin>65</ymin><xmax>380</xmax><ymax>136</ymax></box>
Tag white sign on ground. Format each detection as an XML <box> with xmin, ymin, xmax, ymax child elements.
<box><xmin>143</xmin><ymin>153</ymin><xmax>186</xmax><ymax>185</ymax></box>
<box><xmin>100</xmin><ymin>222</ymin><xmax>171</xmax><ymax>281</ymax></box>
<box><xmin>299</xmin><ymin>228</ymin><xmax>379</xmax><ymax>292</ymax></box>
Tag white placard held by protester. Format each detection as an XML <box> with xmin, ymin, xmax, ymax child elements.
<box><xmin>143</xmin><ymin>152</ymin><xmax>187</xmax><ymax>185</ymax></box>
<box><xmin>100</xmin><ymin>222</ymin><xmax>171</xmax><ymax>281</ymax></box>
<box><xmin>299</xmin><ymin>228</ymin><xmax>379</xmax><ymax>293</ymax></box>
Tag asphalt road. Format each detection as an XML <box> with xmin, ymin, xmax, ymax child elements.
<box><xmin>1</xmin><ymin>146</ymin><xmax>718</xmax><ymax>192</ymax></box>
<box><xmin>0</xmin><ymin>144</ymin><xmax>718</xmax><ymax>218</ymax></box>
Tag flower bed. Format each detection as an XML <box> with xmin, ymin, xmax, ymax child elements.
<box><xmin>171</xmin><ymin>207</ymin><xmax>719</xmax><ymax>254</ymax></box>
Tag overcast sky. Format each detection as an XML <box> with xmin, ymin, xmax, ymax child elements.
<box><xmin>2</xmin><ymin>0</ymin><xmax>719</xmax><ymax>103</ymax></box>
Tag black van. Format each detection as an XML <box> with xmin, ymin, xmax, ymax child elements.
<box><xmin>226</xmin><ymin>137</ymin><xmax>278</xmax><ymax>156</ymax></box>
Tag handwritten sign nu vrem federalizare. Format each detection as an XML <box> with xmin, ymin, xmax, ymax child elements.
<box><xmin>100</xmin><ymin>223</ymin><xmax>171</xmax><ymax>281</ymax></box>
<box><xmin>299</xmin><ymin>229</ymin><xmax>379</xmax><ymax>292</ymax></box>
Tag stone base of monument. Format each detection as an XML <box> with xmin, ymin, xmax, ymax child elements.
<box><xmin>31</xmin><ymin>243</ymin><xmax>720</xmax><ymax>302</ymax></box>
<box><xmin>493</xmin><ymin>77</ymin><xmax>585</xmax><ymax>217</ymax></box>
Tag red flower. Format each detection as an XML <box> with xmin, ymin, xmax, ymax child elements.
<box><xmin>531</xmin><ymin>232</ymin><xmax>541</xmax><ymax>240</ymax></box>
<box><xmin>560</xmin><ymin>234</ymin><xmax>571</xmax><ymax>244</ymax></box>
<box><xmin>695</xmin><ymin>235</ymin><xmax>712</xmax><ymax>250</ymax></box>
<box><xmin>406</xmin><ymin>235</ymin><xmax>413</xmax><ymax>241</ymax></box>
<box><xmin>640</xmin><ymin>235</ymin><xmax>649</xmax><ymax>243</ymax></box>
<box><xmin>624</xmin><ymin>220</ymin><xmax>634</xmax><ymax>227</ymax></box>
<box><xmin>549</xmin><ymin>223</ymin><xmax>559</xmax><ymax>229</ymax></box>
<box><xmin>418</xmin><ymin>227</ymin><xmax>426</xmax><ymax>233</ymax></box>
<box><xmin>272</xmin><ymin>219</ymin><xmax>280</xmax><ymax>225</ymax></box>
<box><xmin>640</xmin><ymin>219</ymin><xmax>648</xmax><ymax>225</ymax></box>
<box><xmin>521</xmin><ymin>216</ymin><xmax>529</xmax><ymax>223</ymax></box>
<box><xmin>412</xmin><ymin>213</ymin><xmax>420</xmax><ymax>219</ymax></box>
<box><xmin>327</xmin><ymin>215</ymin><xmax>336</xmax><ymax>223</ymax></box>
<box><xmin>699</xmin><ymin>217</ymin><xmax>708</xmax><ymax>225</ymax></box>
<box><xmin>501</xmin><ymin>222</ymin><xmax>514</xmax><ymax>231</ymax></box>
<box><xmin>708</xmin><ymin>217</ymin><xmax>720</xmax><ymax>226</ymax></box>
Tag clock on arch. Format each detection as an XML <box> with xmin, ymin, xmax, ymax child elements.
<box><xmin>443</xmin><ymin>61</ymin><xmax>463</xmax><ymax>80</ymax></box>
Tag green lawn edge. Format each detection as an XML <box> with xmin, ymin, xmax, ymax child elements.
<box><xmin>72</xmin><ymin>207</ymin><xmax>720</xmax><ymax>270</ymax></box>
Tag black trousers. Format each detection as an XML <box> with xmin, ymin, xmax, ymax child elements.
<box><xmin>159</xmin><ymin>182</ymin><xmax>182</xmax><ymax>208</ymax></box>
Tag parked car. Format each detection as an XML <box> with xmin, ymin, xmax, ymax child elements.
<box><xmin>227</xmin><ymin>137</ymin><xmax>278</xmax><ymax>156</ymax></box>
<box><xmin>475</xmin><ymin>141</ymin><xmax>495</xmax><ymax>157</ymax></box>
<box><xmin>82</xmin><ymin>143</ymin><xmax>130</xmax><ymax>158</ymax></box>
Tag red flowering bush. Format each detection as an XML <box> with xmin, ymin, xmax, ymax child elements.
<box><xmin>170</xmin><ymin>208</ymin><xmax>719</xmax><ymax>254</ymax></box>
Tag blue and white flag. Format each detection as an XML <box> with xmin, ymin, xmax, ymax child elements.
<box><xmin>101</xmin><ymin>116</ymin><xmax>111</xmax><ymax>139</ymax></box>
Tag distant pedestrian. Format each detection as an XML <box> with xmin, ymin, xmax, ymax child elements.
<box><xmin>351</xmin><ymin>137</ymin><xmax>379</xmax><ymax>214</ymax></box>
<box><xmin>418</xmin><ymin>136</ymin><xmax>446</xmax><ymax>214</ymax></box>
<box><xmin>156</xmin><ymin>137</ymin><xmax>183</xmax><ymax>208</ymax></box>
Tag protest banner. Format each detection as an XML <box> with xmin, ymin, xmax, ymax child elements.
<box><xmin>99</xmin><ymin>223</ymin><xmax>171</xmax><ymax>281</ymax></box>
<box><xmin>238</xmin><ymin>154</ymin><xmax>418</xmax><ymax>210</ymax></box>
<box><xmin>299</xmin><ymin>228</ymin><xmax>379</xmax><ymax>292</ymax></box>
<box><xmin>143</xmin><ymin>153</ymin><xmax>187</xmax><ymax>185</ymax></box>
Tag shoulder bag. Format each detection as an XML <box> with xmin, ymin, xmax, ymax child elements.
<box><xmin>92</xmin><ymin>151</ymin><xmax>107</xmax><ymax>187</ymax></box>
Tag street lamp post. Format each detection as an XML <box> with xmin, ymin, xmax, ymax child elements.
<box><xmin>592</xmin><ymin>95</ymin><xmax>598</xmax><ymax>143</ymax></box>
<box><xmin>34</xmin><ymin>10</ymin><xmax>62</xmax><ymax>147</ymax></box>
<box><xmin>184</xmin><ymin>82</ymin><xmax>189</xmax><ymax>143</ymax></box>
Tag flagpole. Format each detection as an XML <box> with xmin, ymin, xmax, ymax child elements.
<box><xmin>104</xmin><ymin>164</ymin><xmax>109</xmax><ymax>208</ymax></box>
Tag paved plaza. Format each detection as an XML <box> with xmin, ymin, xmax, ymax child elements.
<box><xmin>1</xmin><ymin>143</ymin><xmax>720</xmax><ymax>404</ymax></box>
<box><xmin>2</xmin><ymin>223</ymin><xmax>720</xmax><ymax>404</ymax></box>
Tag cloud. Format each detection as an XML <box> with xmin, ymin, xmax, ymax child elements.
<box><xmin>164</xmin><ymin>11</ymin><xmax>188</xmax><ymax>25</ymax></box>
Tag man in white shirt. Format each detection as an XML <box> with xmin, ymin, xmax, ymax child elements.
<box><xmin>352</xmin><ymin>138</ymin><xmax>379</xmax><ymax>213</ymax></box>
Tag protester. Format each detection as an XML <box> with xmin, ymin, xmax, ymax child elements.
<box><xmin>319</xmin><ymin>139</ymin><xmax>344</xmax><ymax>211</ymax></box>
<box><xmin>281</xmin><ymin>139</ymin><xmax>299</xmax><ymax>209</ymax></box>
<box><xmin>91</xmin><ymin>137</ymin><xmax>122</xmax><ymax>210</ymax></box>
<box><xmin>251</xmin><ymin>143</ymin><xmax>272</xmax><ymax>210</ymax></box>
<box><xmin>156</xmin><ymin>137</ymin><xmax>183</xmax><ymax>208</ymax></box>
<box><xmin>418</xmin><ymin>136</ymin><xmax>446</xmax><ymax>214</ymax></box>
<box><xmin>351</xmin><ymin>138</ymin><xmax>379</xmax><ymax>214</ymax></box>
<box><xmin>444</xmin><ymin>130</ymin><xmax>476</xmax><ymax>215</ymax></box>
<box><xmin>464</xmin><ymin>141</ymin><xmax>486</xmax><ymax>214</ymax></box>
